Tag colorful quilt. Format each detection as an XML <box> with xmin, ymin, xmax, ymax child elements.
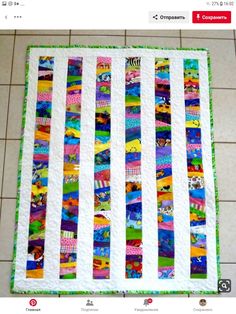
<box><xmin>12</xmin><ymin>46</ymin><xmax>220</xmax><ymax>294</ymax></box>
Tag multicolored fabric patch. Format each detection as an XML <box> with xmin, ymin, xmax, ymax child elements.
<box><xmin>155</xmin><ymin>58</ymin><xmax>175</xmax><ymax>279</ymax></box>
<box><xmin>93</xmin><ymin>57</ymin><xmax>112</xmax><ymax>279</ymax></box>
<box><xmin>59</xmin><ymin>57</ymin><xmax>83</xmax><ymax>279</ymax></box>
<box><xmin>125</xmin><ymin>57</ymin><xmax>142</xmax><ymax>279</ymax></box>
<box><xmin>26</xmin><ymin>56</ymin><xmax>54</xmax><ymax>278</ymax></box>
<box><xmin>184</xmin><ymin>59</ymin><xmax>207</xmax><ymax>279</ymax></box>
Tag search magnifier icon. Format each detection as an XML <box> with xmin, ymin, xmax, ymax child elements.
<box><xmin>218</xmin><ymin>279</ymin><xmax>231</xmax><ymax>293</ymax></box>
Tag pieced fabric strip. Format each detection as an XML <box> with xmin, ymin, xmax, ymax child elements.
<box><xmin>60</xmin><ymin>57</ymin><xmax>83</xmax><ymax>279</ymax></box>
<box><xmin>125</xmin><ymin>57</ymin><xmax>142</xmax><ymax>279</ymax></box>
<box><xmin>26</xmin><ymin>56</ymin><xmax>54</xmax><ymax>279</ymax></box>
<box><xmin>155</xmin><ymin>58</ymin><xmax>175</xmax><ymax>279</ymax></box>
<box><xmin>184</xmin><ymin>59</ymin><xmax>207</xmax><ymax>279</ymax></box>
<box><xmin>93</xmin><ymin>57</ymin><xmax>112</xmax><ymax>279</ymax></box>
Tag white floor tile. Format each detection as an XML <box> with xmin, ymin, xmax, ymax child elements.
<box><xmin>213</xmin><ymin>89</ymin><xmax>236</xmax><ymax>143</ymax></box>
<box><xmin>0</xmin><ymin>199</ymin><xmax>16</xmax><ymax>260</ymax></box>
<box><xmin>12</xmin><ymin>36</ymin><xmax>69</xmax><ymax>84</ymax></box>
<box><xmin>0</xmin><ymin>86</ymin><xmax>9</xmax><ymax>138</ymax></box>
<box><xmin>181</xmin><ymin>30</ymin><xmax>234</xmax><ymax>39</ymax></box>
<box><xmin>71</xmin><ymin>30</ymin><xmax>125</xmax><ymax>35</ymax></box>
<box><xmin>220</xmin><ymin>264</ymin><xmax>236</xmax><ymax>297</ymax></box>
<box><xmin>127</xmin><ymin>30</ymin><xmax>180</xmax><ymax>37</ymax></box>
<box><xmin>70</xmin><ymin>36</ymin><xmax>125</xmax><ymax>46</ymax></box>
<box><xmin>181</xmin><ymin>38</ymin><xmax>236</xmax><ymax>89</ymax></box>
<box><xmin>0</xmin><ymin>30</ymin><xmax>15</xmax><ymax>34</ymax></box>
<box><xmin>16</xmin><ymin>30</ymin><xmax>69</xmax><ymax>35</ymax></box>
<box><xmin>0</xmin><ymin>36</ymin><xmax>14</xmax><ymax>84</ymax></box>
<box><xmin>219</xmin><ymin>202</ymin><xmax>236</xmax><ymax>263</ymax></box>
<box><xmin>0</xmin><ymin>262</ymin><xmax>13</xmax><ymax>297</ymax></box>
<box><xmin>215</xmin><ymin>144</ymin><xmax>236</xmax><ymax>201</ymax></box>
<box><xmin>126</xmin><ymin>36</ymin><xmax>180</xmax><ymax>48</ymax></box>
<box><xmin>0</xmin><ymin>140</ymin><xmax>5</xmax><ymax>195</ymax></box>
<box><xmin>0</xmin><ymin>262</ymin><xmax>55</xmax><ymax>296</ymax></box>
<box><xmin>2</xmin><ymin>140</ymin><xmax>20</xmax><ymax>198</ymax></box>
<box><xmin>7</xmin><ymin>86</ymin><xmax>25</xmax><ymax>139</ymax></box>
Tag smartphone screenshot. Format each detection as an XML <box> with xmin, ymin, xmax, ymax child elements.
<box><xmin>0</xmin><ymin>1</ymin><xmax>235</xmax><ymax>313</ymax></box>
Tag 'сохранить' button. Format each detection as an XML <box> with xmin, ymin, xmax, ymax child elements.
<box><xmin>192</xmin><ymin>11</ymin><xmax>231</xmax><ymax>23</ymax></box>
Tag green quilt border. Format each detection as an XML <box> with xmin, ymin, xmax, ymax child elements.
<box><xmin>11</xmin><ymin>44</ymin><xmax>220</xmax><ymax>295</ymax></box>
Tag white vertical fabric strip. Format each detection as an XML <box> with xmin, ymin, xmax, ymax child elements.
<box><xmin>14</xmin><ymin>51</ymin><xmax>38</xmax><ymax>289</ymax></box>
<box><xmin>110</xmin><ymin>57</ymin><xmax>126</xmax><ymax>284</ymax></box>
<box><xmin>170</xmin><ymin>57</ymin><xmax>190</xmax><ymax>283</ymax></box>
<box><xmin>44</xmin><ymin>55</ymin><xmax>67</xmax><ymax>285</ymax></box>
<box><xmin>141</xmin><ymin>56</ymin><xmax>157</xmax><ymax>281</ymax></box>
<box><xmin>76</xmin><ymin>57</ymin><xmax>96</xmax><ymax>282</ymax></box>
<box><xmin>199</xmin><ymin>56</ymin><xmax>217</xmax><ymax>289</ymax></box>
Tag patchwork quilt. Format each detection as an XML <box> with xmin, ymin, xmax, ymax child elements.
<box><xmin>12</xmin><ymin>46</ymin><xmax>220</xmax><ymax>294</ymax></box>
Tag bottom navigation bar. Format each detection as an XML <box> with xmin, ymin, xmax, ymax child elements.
<box><xmin>0</xmin><ymin>297</ymin><xmax>235</xmax><ymax>314</ymax></box>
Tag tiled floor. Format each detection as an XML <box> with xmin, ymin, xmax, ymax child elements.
<box><xmin>0</xmin><ymin>29</ymin><xmax>235</xmax><ymax>297</ymax></box>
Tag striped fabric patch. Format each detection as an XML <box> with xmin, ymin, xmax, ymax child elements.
<box><xmin>93</xmin><ymin>57</ymin><xmax>112</xmax><ymax>279</ymax></box>
<box><xmin>59</xmin><ymin>57</ymin><xmax>83</xmax><ymax>279</ymax></box>
<box><xmin>26</xmin><ymin>56</ymin><xmax>54</xmax><ymax>279</ymax></box>
<box><xmin>184</xmin><ymin>59</ymin><xmax>207</xmax><ymax>279</ymax></box>
<box><xmin>155</xmin><ymin>58</ymin><xmax>175</xmax><ymax>279</ymax></box>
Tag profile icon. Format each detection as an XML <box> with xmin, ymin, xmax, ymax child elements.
<box><xmin>86</xmin><ymin>299</ymin><xmax>94</xmax><ymax>306</ymax></box>
<box><xmin>199</xmin><ymin>299</ymin><xmax>206</xmax><ymax>306</ymax></box>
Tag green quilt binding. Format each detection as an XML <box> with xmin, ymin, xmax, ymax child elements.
<box><xmin>11</xmin><ymin>45</ymin><xmax>220</xmax><ymax>296</ymax></box>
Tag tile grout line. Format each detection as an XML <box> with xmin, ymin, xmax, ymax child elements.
<box><xmin>1</xmin><ymin>33</ymin><xmax>71</xmax><ymax>36</ymax></box>
<box><xmin>69</xmin><ymin>30</ymin><xmax>71</xmax><ymax>46</ymax></box>
<box><xmin>175</xmin><ymin>36</ymin><xmax>235</xmax><ymax>41</ymax></box>
<box><xmin>0</xmin><ymin>30</ymin><xmax>16</xmax><ymax>217</ymax></box>
<box><xmin>0</xmin><ymin>198</ymin><xmax>2</xmax><ymax>228</ymax></box>
<box><xmin>214</xmin><ymin>142</ymin><xmax>236</xmax><ymax>144</ymax></box>
<box><xmin>0</xmin><ymin>197</ymin><xmax>17</xmax><ymax>200</ymax></box>
<box><xmin>0</xmin><ymin>138</ymin><xmax>21</xmax><ymax>141</ymax></box>
<box><xmin>1</xmin><ymin>34</ymin><xmax>235</xmax><ymax>41</ymax></box>
<box><xmin>124</xmin><ymin>35</ymin><xmax>236</xmax><ymax>41</ymax></box>
<box><xmin>234</xmin><ymin>30</ymin><xmax>236</xmax><ymax>57</ymax></box>
<box><xmin>1</xmin><ymin>33</ymin><xmax>125</xmax><ymax>38</ymax></box>
<box><xmin>0</xmin><ymin>84</ymin><xmax>25</xmax><ymax>86</ymax></box>
<box><xmin>211</xmin><ymin>87</ymin><xmax>236</xmax><ymax>90</ymax></box>
<box><xmin>179</xmin><ymin>30</ymin><xmax>182</xmax><ymax>48</ymax></box>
